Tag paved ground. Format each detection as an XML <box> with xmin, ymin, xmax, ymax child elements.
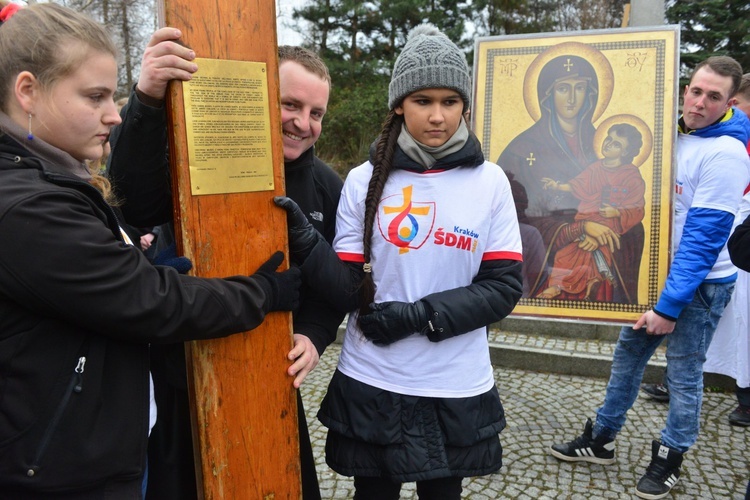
<box><xmin>300</xmin><ymin>343</ymin><xmax>750</xmax><ymax>499</ymax></box>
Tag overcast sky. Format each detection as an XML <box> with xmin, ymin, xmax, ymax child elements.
<box><xmin>276</xmin><ymin>0</ymin><xmax>306</xmax><ymax>46</ymax></box>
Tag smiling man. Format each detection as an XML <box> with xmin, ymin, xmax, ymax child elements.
<box><xmin>279</xmin><ymin>48</ymin><xmax>329</xmax><ymax>159</ymax></box>
<box><xmin>550</xmin><ymin>55</ymin><xmax>750</xmax><ymax>499</ymax></box>
<box><xmin>277</xmin><ymin>46</ymin><xmax>342</xmax><ymax>248</ymax></box>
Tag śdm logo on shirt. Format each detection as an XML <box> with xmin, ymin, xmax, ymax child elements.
<box><xmin>379</xmin><ymin>185</ymin><xmax>435</xmax><ymax>254</ymax></box>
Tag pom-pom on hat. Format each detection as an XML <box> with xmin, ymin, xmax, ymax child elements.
<box><xmin>0</xmin><ymin>3</ymin><xmax>22</xmax><ymax>24</ymax></box>
<box><xmin>388</xmin><ymin>24</ymin><xmax>471</xmax><ymax>110</ymax></box>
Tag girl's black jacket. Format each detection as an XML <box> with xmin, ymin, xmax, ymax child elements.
<box><xmin>0</xmin><ymin>134</ymin><xmax>276</xmax><ymax>496</ymax></box>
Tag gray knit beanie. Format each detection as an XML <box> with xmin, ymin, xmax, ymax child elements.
<box><xmin>388</xmin><ymin>24</ymin><xmax>471</xmax><ymax>110</ymax></box>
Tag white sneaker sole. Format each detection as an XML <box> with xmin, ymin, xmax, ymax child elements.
<box><xmin>634</xmin><ymin>477</ymin><xmax>679</xmax><ymax>499</ymax></box>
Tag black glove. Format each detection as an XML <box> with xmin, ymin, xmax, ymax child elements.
<box><xmin>358</xmin><ymin>300</ymin><xmax>432</xmax><ymax>346</ymax></box>
<box><xmin>273</xmin><ymin>196</ymin><xmax>323</xmax><ymax>264</ymax></box>
<box><xmin>253</xmin><ymin>251</ymin><xmax>301</xmax><ymax>312</ymax></box>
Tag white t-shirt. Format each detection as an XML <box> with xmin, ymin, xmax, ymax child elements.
<box><xmin>333</xmin><ymin>161</ymin><xmax>522</xmax><ymax>398</ymax></box>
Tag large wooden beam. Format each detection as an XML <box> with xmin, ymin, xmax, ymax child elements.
<box><xmin>156</xmin><ymin>1</ymin><xmax>300</xmax><ymax>498</ymax></box>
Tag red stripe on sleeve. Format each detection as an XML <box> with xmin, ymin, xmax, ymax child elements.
<box><xmin>482</xmin><ymin>251</ymin><xmax>523</xmax><ymax>262</ymax></box>
<box><xmin>337</xmin><ymin>252</ymin><xmax>365</xmax><ymax>263</ymax></box>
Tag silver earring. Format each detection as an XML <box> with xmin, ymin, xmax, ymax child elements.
<box><xmin>27</xmin><ymin>113</ymin><xmax>34</xmax><ymax>141</ymax></box>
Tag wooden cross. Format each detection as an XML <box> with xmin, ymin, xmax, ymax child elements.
<box><xmin>157</xmin><ymin>0</ymin><xmax>301</xmax><ymax>497</ymax></box>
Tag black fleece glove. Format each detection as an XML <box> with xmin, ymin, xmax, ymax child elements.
<box><xmin>273</xmin><ymin>196</ymin><xmax>323</xmax><ymax>264</ymax></box>
<box><xmin>358</xmin><ymin>300</ymin><xmax>432</xmax><ymax>346</ymax></box>
<box><xmin>252</xmin><ymin>251</ymin><xmax>301</xmax><ymax>312</ymax></box>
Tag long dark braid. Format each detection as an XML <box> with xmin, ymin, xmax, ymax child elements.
<box><xmin>357</xmin><ymin>110</ymin><xmax>404</xmax><ymax>322</ymax></box>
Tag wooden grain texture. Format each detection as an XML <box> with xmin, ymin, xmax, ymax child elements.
<box><xmin>157</xmin><ymin>1</ymin><xmax>301</xmax><ymax>498</ymax></box>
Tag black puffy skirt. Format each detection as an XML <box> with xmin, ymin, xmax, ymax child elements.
<box><xmin>317</xmin><ymin>369</ymin><xmax>505</xmax><ymax>482</ymax></box>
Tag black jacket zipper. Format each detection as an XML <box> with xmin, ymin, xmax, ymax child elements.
<box><xmin>26</xmin><ymin>356</ymin><xmax>86</xmax><ymax>478</ymax></box>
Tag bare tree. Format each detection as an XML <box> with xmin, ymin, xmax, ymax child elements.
<box><xmin>60</xmin><ymin>0</ymin><xmax>155</xmax><ymax>98</ymax></box>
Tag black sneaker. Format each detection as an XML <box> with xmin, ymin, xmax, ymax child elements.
<box><xmin>549</xmin><ymin>418</ymin><xmax>616</xmax><ymax>465</ymax></box>
<box><xmin>728</xmin><ymin>405</ymin><xmax>750</xmax><ymax>427</ymax></box>
<box><xmin>635</xmin><ymin>440</ymin><xmax>683</xmax><ymax>499</ymax></box>
<box><xmin>640</xmin><ymin>383</ymin><xmax>670</xmax><ymax>402</ymax></box>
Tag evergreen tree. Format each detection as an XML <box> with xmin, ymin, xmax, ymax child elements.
<box><xmin>667</xmin><ymin>0</ymin><xmax>750</xmax><ymax>78</ymax></box>
<box><xmin>471</xmin><ymin>0</ymin><xmax>555</xmax><ymax>37</ymax></box>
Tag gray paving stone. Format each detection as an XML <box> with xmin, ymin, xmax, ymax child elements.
<box><xmin>301</xmin><ymin>343</ymin><xmax>750</xmax><ymax>498</ymax></box>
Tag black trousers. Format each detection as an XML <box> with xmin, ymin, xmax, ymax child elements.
<box><xmin>298</xmin><ymin>390</ymin><xmax>322</xmax><ymax>500</ymax></box>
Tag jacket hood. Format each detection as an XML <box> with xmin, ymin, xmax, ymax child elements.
<box><xmin>679</xmin><ymin>107</ymin><xmax>750</xmax><ymax>145</ymax></box>
<box><xmin>0</xmin><ymin>135</ymin><xmax>80</xmax><ymax>185</ymax></box>
<box><xmin>0</xmin><ymin>134</ymin><xmax>42</xmax><ymax>172</ymax></box>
